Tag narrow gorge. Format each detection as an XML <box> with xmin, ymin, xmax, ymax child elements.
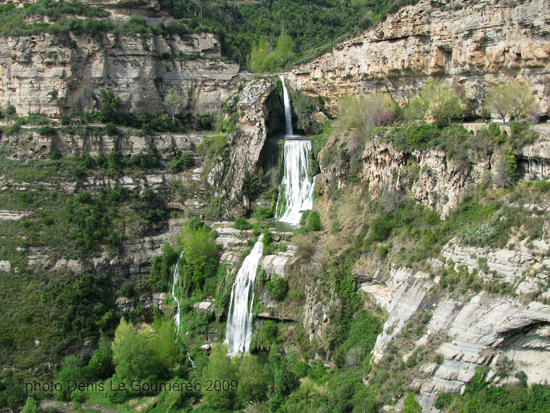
<box><xmin>1</xmin><ymin>0</ymin><xmax>550</xmax><ymax>412</ymax></box>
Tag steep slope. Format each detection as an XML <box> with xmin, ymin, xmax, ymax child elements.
<box><xmin>288</xmin><ymin>0</ymin><xmax>550</xmax><ymax>117</ymax></box>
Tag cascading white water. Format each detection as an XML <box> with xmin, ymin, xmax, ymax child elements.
<box><xmin>276</xmin><ymin>140</ymin><xmax>315</xmax><ymax>225</ymax></box>
<box><xmin>279</xmin><ymin>74</ymin><xmax>294</xmax><ymax>137</ymax></box>
<box><xmin>276</xmin><ymin>75</ymin><xmax>315</xmax><ymax>226</ymax></box>
<box><xmin>171</xmin><ymin>252</ymin><xmax>183</xmax><ymax>334</ymax></box>
<box><xmin>224</xmin><ymin>234</ymin><xmax>264</xmax><ymax>355</ymax></box>
<box><xmin>170</xmin><ymin>253</ymin><xmax>196</xmax><ymax>368</ymax></box>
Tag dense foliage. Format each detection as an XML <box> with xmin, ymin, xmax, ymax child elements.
<box><xmin>0</xmin><ymin>0</ymin><xmax>419</xmax><ymax>70</ymax></box>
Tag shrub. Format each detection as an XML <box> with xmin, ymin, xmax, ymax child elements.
<box><xmin>233</xmin><ymin>217</ymin><xmax>251</xmax><ymax>230</ymax></box>
<box><xmin>370</xmin><ymin>215</ymin><xmax>394</xmax><ymax>241</ymax></box>
<box><xmin>104</xmin><ymin>122</ymin><xmax>119</xmax><ymax>136</ymax></box>
<box><xmin>50</xmin><ymin>149</ymin><xmax>63</xmax><ymax>160</ymax></box>
<box><xmin>265</xmin><ymin>277</ymin><xmax>289</xmax><ymax>301</ymax></box>
<box><xmin>38</xmin><ymin>125</ymin><xmax>56</xmax><ymax>136</ymax></box>
<box><xmin>307</xmin><ymin>210</ymin><xmax>321</xmax><ymax>231</ymax></box>
<box><xmin>252</xmin><ymin>206</ymin><xmax>273</xmax><ymax>220</ymax></box>
<box><xmin>376</xmin><ymin>244</ymin><xmax>389</xmax><ymax>259</ymax></box>
<box><xmin>293</xmin><ymin>233</ymin><xmax>314</xmax><ymax>258</ymax></box>
<box><xmin>262</xmin><ymin>229</ymin><xmax>272</xmax><ymax>246</ymax></box>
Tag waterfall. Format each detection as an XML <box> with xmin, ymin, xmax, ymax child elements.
<box><xmin>276</xmin><ymin>75</ymin><xmax>315</xmax><ymax>226</ymax></box>
<box><xmin>279</xmin><ymin>74</ymin><xmax>294</xmax><ymax>137</ymax></box>
<box><xmin>224</xmin><ymin>235</ymin><xmax>264</xmax><ymax>355</ymax></box>
<box><xmin>171</xmin><ymin>252</ymin><xmax>183</xmax><ymax>334</ymax></box>
<box><xmin>276</xmin><ymin>140</ymin><xmax>315</xmax><ymax>225</ymax></box>
<box><xmin>170</xmin><ymin>253</ymin><xmax>195</xmax><ymax>368</ymax></box>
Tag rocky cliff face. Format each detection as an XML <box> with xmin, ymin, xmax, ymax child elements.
<box><xmin>0</xmin><ymin>32</ymin><xmax>239</xmax><ymax>118</ymax></box>
<box><xmin>206</xmin><ymin>78</ymin><xmax>276</xmax><ymax>215</ymax></box>
<box><xmin>287</xmin><ymin>0</ymin><xmax>550</xmax><ymax>117</ymax></box>
<box><xmin>361</xmin><ymin>264</ymin><xmax>550</xmax><ymax>410</ymax></box>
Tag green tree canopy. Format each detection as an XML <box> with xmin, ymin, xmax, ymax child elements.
<box><xmin>485</xmin><ymin>81</ymin><xmax>537</xmax><ymax>122</ymax></box>
<box><xmin>201</xmin><ymin>344</ymin><xmax>237</xmax><ymax>410</ymax></box>
<box><xmin>405</xmin><ymin>79</ymin><xmax>464</xmax><ymax>126</ymax></box>
<box><xmin>111</xmin><ymin>318</ymin><xmax>160</xmax><ymax>386</ymax></box>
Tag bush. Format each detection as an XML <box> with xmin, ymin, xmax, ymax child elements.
<box><xmin>370</xmin><ymin>215</ymin><xmax>394</xmax><ymax>241</ymax></box>
<box><xmin>293</xmin><ymin>233</ymin><xmax>314</xmax><ymax>258</ymax></box>
<box><xmin>376</xmin><ymin>244</ymin><xmax>389</xmax><ymax>259</ymax></box>
<box><xmin>50</xmin><ymin>149</ymin><xmax>63</xmax><ymax>160</ymax></box>
<box><xmin>233</xmin><ymin>217</ymin><xmax>251</xmax><ymax>230</ymax></box>
<box><xmin>104</xmin><ymin>122</ymin><xmax>119</xmax><ymax>135</ymax></box>
<box><xmin>265</xmin><ymin>277</ymin><xmax>289</xmax><ymax>301</ymax></box>
<box><xmin>307</xmin><ymin>210</ymin><xmax>321</xmax><ymax>231</ymax></box>
<box><xmin>252</xmin><ymin>206</ymin><xmax>273</xmax><ymax>220</ymax></box>
<box><xmin>38</xmin><ymin>125</ymin><xmax>56</xmax><ymax>136</ymax></box>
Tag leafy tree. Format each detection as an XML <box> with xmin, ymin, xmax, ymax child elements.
<box><xmin>21</xmin><ymin>397</ymin><xmax>40</xmax><ymax>413</ymax></box>
<box><xmin>55</xmin><ymin>355</ymin><xmax>84</xmax><ymax>400</ymax></box>
<box><xmin>264</xmin><ymin>347</ymin><xmax>298</xmax><ymax>410</ymax></box>
<box><xmin>237</xmin><ymin>355</ymin><xmax>267</xmax><ymax>405</ymax></box>
<box><xmin>177</xmin><ymin>219</ymin><xmax>219</xmax><ymax>294</ymax></box>
<box><xmin>86</xmin><ymin>337</ymin><xmax>114</xmax><ymax>379</ymax></box>
<box><xmin>254</xmin><ymin>320</ymin><xmax>278</xmax><ymax>350</ymax></box>
<box><xmin>276</xmin><ymin>28</ymin><xmax>293</xmax><ymax>57</ymax></box>
<box><xmin>412</xmin><ymin>79</ymin><xmax>464</xmax><ymax>126</ymax></box>
<box><xmin>485</xmin><ymin>81</ymin><xmax>537</xmax><ymax>122</ymax></box>
<box><xmin>111</xmin><ymin>318</ymin><xmax>160</xmax><ymax>387</ymax></box>
<box><xmin>181</xmin><ymin>226</ymin><xmax>217</xmax><ymax>270</ymax></box>
<box><xmin>97</xmin><ymin>89</ymin><xmax>121</xmax><ymax>123</ymax></box>
<box><xmin>493</xmin><ymin>147</ymin><xmax>517</xmax><ymax>188</ymax></box>
<box><xmin>149</xmin><ymin>318</ymin><xmax>180</xmax><ymax>374</ymax></box>
<box><xmin>164</xmin><ymin>88</ymin><xmax>185</xmax><ymax>124</ymax></box>
<box><xmin>201</xmin><ymin>344</ymin><xmax>237</xmax><ymax>410</ymax></box>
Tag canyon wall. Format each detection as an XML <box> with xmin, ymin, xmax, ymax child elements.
<box><xmin>0</xmin><ymin>32</ymin><xmax>240</xmax><ymax>118</ymax></box>
<box><xmin>287</xmin><ymin>0</ymin><xmax>550</xmax><ymax>118</ymax></box>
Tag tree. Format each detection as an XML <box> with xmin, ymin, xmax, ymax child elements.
<box><xmin>149</xmin><ymin>318</ymin><xmax>180</xmax><ymax>374</ymax></box>
<box><xmin>97</xmin><ymin>89</ymin><xmax>121</xmax><ymax>123</ymax></box>
<box><xmin>201</xmin><ymin>344</ymin><xmax>237</xmax><ymax>410</ymax></box>
<box><xmin>418</xmin><ymin>79</ymin><xmax>464</xmax><ymax>126</ymax></box>
<box><xmin>55</xmin><ymin>355</ymin><xmax>84</xmax><ymax>400</ymax></box>
<box><xmin>485</xmin><ymin>81</ymin><xmax>537</xmax><ymax>122</ymax></box>
<box><xmin>237</xmin><ymin>355</ymin><xmax>267</xmax><ymax>405</ymax></box>
<box><xmin>111</xmin><ymin>318</ymin><xmax>159</xmax><ymax>386</ymax></box>
<box><xmin>86</xmin><ymin>337</ymin><xmax>114</xmax><ymax>379</ymax></box>
<box><xmin>276</xmin><ymin>29</ymin><xmax>293</xmax><ymax>57</ymax></box>
<box><xmin>164</xmin><ymin>88</ymin><xmax>185</xmax><ymax>124</ymax></box>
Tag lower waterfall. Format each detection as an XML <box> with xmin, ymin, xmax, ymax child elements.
<box><xmin>224</xmin><ymin>235</ymin><xmax>265</xmax><ymax>355</ymax></box>
<box><xmin>171</xmin><ymin>252</ymin><xmax>183</xmax><ymax>334</ymax></box>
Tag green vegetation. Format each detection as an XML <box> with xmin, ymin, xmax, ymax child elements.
<box><xmin>176</xmin><ymin>219</ymin><xmax>219</xmax><ymax>296</ymax></box>
<box><xmin>404</xmin><ymin>79</ymin><xmax>464</xmax><ymax>126</ymax></box>
<box><xmin>485</xmin><ymin>81</ymin><xmax>537</xmax><ymax>122</ymax></box>
<box><xmin>0</xmin><ymin>0</ymin><xmax>419</xmax><ymax>70</ymax></box>
<box><xmin>436</xmin><ymin>367</ymin><xmax>550</xmax><ymax>412</ymax></box>
<box><xmin>233</xmin><ymin>217</ymin><xmax>252</xmax><ymax>230</ymax></box>
<box><xmin>265</xmin><ymin>276</ymin><xmax>289</xmax><ymax>301</ymax></box>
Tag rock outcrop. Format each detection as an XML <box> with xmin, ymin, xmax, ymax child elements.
<box><xmin>361</xmin><ymin>264</ymin><xmax>550</xmax><ymax>411</ymax></box>
<box><xmin>0</xmin><ymin>32</ymin><xmax>240</xmax><ymax>118</ymax></box>
<box><xmin>287</xmin><ymin>0</ymin><xmax>550</xmax><ymax>117</ymax></box>
<box><xmin>320</xmin><ymin>135</ymin><xmax>490</xmax><ymax>218</ymax></box>
<box><xmin>206</xmin><ymin>78</ymin><xmax>276</xmax><ymax>214</ymax></box>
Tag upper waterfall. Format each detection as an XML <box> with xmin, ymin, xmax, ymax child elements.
<box><xmin>276</xmin><ymin>75</ymin><xmax>315</xmax><ymax>226</ymax></box>
<box><xmin>279</xmin><ymin>74</ymin><xmax>295</xmax><ymax>137</ymax></box>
